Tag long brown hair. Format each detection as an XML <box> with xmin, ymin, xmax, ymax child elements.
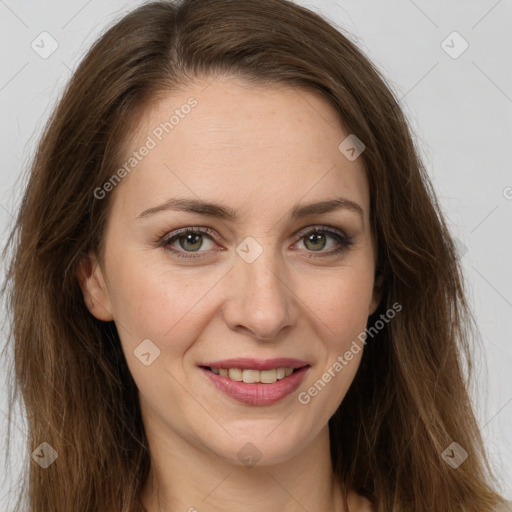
<box><xmin>1</xmin><ymin>0</ymin><xmax>506</xmax><ymax>510</ymax></box>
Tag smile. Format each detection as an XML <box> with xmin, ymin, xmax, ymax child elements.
<box><xmin>198</xmin><ymin>358</ymin><xmax>311</xmax><ymax>406</ymax></box>
<box><xmin>207</xmin><ymin>367</ymin><xmax>295</xmax><ymax>383</ymax></box>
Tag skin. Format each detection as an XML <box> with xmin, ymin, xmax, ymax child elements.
<box><xmin>78</xmin><ymin>76</ymin><xmax>379</xmax><ymax>512</ymax></box>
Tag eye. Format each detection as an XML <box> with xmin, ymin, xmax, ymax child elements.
<box><xmin>160</xmin><ymin>227</ymin><xmax>217</xmax><ymax>259</ymax></box>
<box><xmin>159</xmin><ymin>225</ymin><xmax>353</xmax><ymax>260</ymax></box>
<box><xmin>293</xmin><ymin>226</ymin><xmax>354</xmax><ymax>258</ymax></box>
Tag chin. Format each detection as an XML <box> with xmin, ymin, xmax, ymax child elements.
<box><xmin>202</xmin><ymin>426</ymin><xmax>314</xmax><ymax>468</ymax></box>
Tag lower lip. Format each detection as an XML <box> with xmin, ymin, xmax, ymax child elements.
<box><xmin>200</xmin><ymin>366</ymin><xmax>310</xmax><ymax>406</ymax></box>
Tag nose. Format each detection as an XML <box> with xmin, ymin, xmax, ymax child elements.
<box><xmin>222</xmin><ymin>244</ymin><xmax>299</xmax><ymax>341</ymax></box>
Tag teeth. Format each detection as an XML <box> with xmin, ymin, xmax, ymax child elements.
<box><xmin>242</xmin><ymin>369</ymin><xmax>260</xmax><ymax>383</ymax></box>
<box><xmin>228</xmin><ymin>368</ymin><xmax>243</xmax><ymax>381</ymax></box>
<box><xmin>259</xmin><ymin>369</ymin><xmax>277</xmax><ymax>383</ymax></box>
<box><xmin>211</xmin><ymin>367</ymin><xmax>297</xmax><ymax>383</ymax></box>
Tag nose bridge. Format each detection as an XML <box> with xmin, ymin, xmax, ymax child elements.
<box><xmin>224</xmin><ymin>235</ymin><xmax>296</xmax><ymax>340</ymax></box>
<box><xmin>243</xmin><ymin>243</ymin><xmax>283</xmax><ymax>292</ymax></box>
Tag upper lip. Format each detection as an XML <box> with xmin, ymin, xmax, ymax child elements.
<box><xmin>200</xmin><ymin>358</ymin><xmax>310</xmax><ymax>371</ymax></box>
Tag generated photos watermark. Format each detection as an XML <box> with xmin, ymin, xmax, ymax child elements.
<box><xmin>297</xmin><ymin>301</ymin><xmax>402</xmax><ymax>405</ymax></box>
<box><xmin>93</xmin><ymin>97</ymin><xmax>198</xmax><ymax>200</ymax></box>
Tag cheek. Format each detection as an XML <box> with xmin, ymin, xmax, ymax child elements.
<box><xmin>107</xmin><ymin>252</ymin><xmax>224</xmax><ymax>352</ymax></box>
<box><xmin>306</xmin><ymin>266</ymin><xmax>375</xmax><ymax>342</ymax></box>
<box><xmin>107</xmin><ymin>256</ymin><xmax>208</xmax><ymax>403</ymax></box>
<box><xmin>299</xmin><ymin>270</ymin><xmax>372</xmax><ymax>416</ymax></box>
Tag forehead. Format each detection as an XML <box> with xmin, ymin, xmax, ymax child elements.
<box><xmin>110</xmin><ymin>76</ymin><xmax>370</xmax><ymax>224</ymax></box>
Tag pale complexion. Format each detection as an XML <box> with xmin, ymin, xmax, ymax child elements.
<box><xmin>78</xmin><ymin>76</ymin><xmax>379</xmax><ymax>512</ymax></box>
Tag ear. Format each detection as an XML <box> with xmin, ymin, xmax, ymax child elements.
<box><xmin>368</xmin><ymin>270</ymin><xmax>384</xmax><ymax>316</ymax></box>
<box><xmin>76</xmin><ymin>250</ymin><xmax>114</xmax><ymax>321</ymax></box>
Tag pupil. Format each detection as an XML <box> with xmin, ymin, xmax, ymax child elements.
<box><xmin>305</xmin><ymin>233</ymin><xmax>325</xmax><ymax>251</ymax></box>
<box><xmin>180</xmin><ymin>233</ymin><xmax>202</xmax><ymax>251</ymax></box>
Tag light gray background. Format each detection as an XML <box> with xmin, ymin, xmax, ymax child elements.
<box><xmin>0</xmin><ymin>0</ymin><xmax>511</xmax><ymax>508</ymax></box>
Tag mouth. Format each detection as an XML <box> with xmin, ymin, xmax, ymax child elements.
<box><xmin>198</xmin><ymin>358</ymin><xmax>311</xmax><ymax>406</ymax></box>
<box><xmin>200</xmin><ymin>365</ymin><xmax>305</xmax><ymax>384</ymax></box>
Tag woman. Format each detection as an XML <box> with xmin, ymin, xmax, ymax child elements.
<box><xmin>2</xmin><ymin>0</ymin><xmax>509</xmax><ymax>510</ymax></box>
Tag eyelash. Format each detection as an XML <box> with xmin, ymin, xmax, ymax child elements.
<box><xmin>158</xmin><ymin>225</ymin><xmax>354</xmax><ymax>260</ymax></box>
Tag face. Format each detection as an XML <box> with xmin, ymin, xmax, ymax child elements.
<box><xmin>79</xmin><ymin>76</ymin><xmax>380</xmax><ymax>466</ymax></box>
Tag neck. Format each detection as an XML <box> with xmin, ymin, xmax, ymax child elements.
<box><xmin>138</xmin><ymin>412</ymin><xmax>347</xmax><ymax>512</ymax></box>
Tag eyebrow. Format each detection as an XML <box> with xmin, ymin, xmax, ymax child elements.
<box><xmin>136</xmin><ymin>196</ymin><xmax>364</xmax><ymax>221</ymax></box>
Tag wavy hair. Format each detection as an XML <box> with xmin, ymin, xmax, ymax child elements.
<box><xmin>1</xmin><ymin>0</ymin><xmax>505</xmax><ymax>510</ymax></box>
